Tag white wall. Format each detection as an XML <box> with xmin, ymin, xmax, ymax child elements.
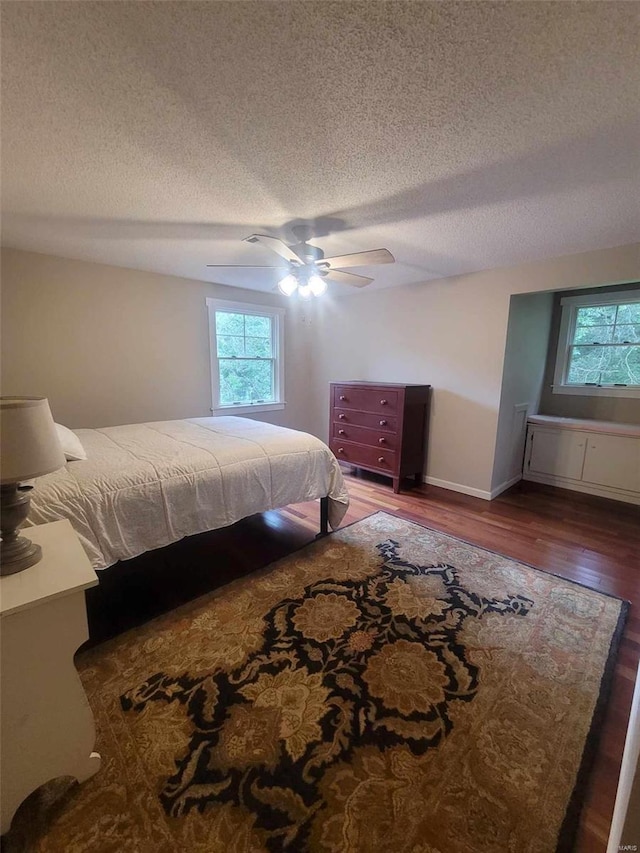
<box><xmin>309</xmin><ymin>243</ymin><xmax>640</xmax><ymax>497</ymax></box>
<box><xmin>0</xmin><ymin>248</ymin><xmax>316</xmax><ymax>432</ymax></box>
<box><xmin>491</xmin><ymin>292</ymin><xmax>554</xmax><ymax>494</ymax></box>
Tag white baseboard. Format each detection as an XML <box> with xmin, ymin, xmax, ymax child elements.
<box><xmin>422</xmin><ymin>474</ymin><xmax>523</xmax><ymax>501</ymax></box>
<box><xmin>489</xmin><ymin>474</ymin><xmax>522</xmax><ymax>499</ymax></box>
<box><xmin>523</xmin><ymin>472</ymin><xmax>640</xmax><ymax>505</ymax></box>
<box><xmin>423</xmin><ymin>476</ymin><xmax>492</xmax><ymax>501</ymax></box>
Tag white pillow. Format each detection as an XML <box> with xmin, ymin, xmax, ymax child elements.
<box><xmin>55</xmin><ymin>423</ymin><xmax>87</xmax><ymax>462</ymax></box>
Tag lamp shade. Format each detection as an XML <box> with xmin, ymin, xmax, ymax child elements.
<box><xmin>0</xmin><ymin>397</ymin><xmax>66</xmax><ymax>484</ymax></box>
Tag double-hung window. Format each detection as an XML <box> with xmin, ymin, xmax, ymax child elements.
<box><xmin>206</xmin><ymin>298</ymin><xmax>285</xmax><ymax>414</ymax></box>
<box><xmin>553</xmin><ymin>290</ymin><xmax>640</xmax><ymax>398</ymax></box>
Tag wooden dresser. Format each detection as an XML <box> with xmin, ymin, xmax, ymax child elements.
<box><xmin>329</xmin><ymin>381</ymin><xmax>431</xmax><ymax>493</ymax></box>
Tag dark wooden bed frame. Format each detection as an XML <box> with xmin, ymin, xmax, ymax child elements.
<box><xmin>83</xmin><ymin>495</ymin><xmax>331</xmax><ymax>646</ymax></box>
<box><xmin>318</xmin><ymin>495</ymin><xmax>329</xmax><ymax>537</ymax></box>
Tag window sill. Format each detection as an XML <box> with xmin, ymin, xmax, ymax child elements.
<box><xmin>212</xmin><ymin>402</ymin><xmax>286</xmax><ymax>416</ymax></box>
<box><xmin>552</xmin><ymin>385</ymin><xmax>640</xmax><ymax>399</ymax></box>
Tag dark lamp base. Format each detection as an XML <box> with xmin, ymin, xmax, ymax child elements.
<box><xmin>1</xmin><ymin>481</ymin><xmax>42</xmax><ymax>576</ymax></box>
<box><xmin>0</xmin><ymin>536</ymin><xmax>42</xmax><ymax>575</ymax></box>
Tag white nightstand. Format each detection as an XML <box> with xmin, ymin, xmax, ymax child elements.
<box><xmin>0</xmin><ymin>519</ymin><xmax>101</xmax><ymax>835</ymax></box>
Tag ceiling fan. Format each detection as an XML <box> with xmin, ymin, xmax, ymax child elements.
<box><xmin>206</xmin><ymin>225</ymin><xmax>394</xmax><ymax>297</ymax></box>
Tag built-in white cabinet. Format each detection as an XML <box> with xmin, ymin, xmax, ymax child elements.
<box><xmin>581</xmin><ymin>433</ymin><xmax>640</xmax><ymax>493</ymax></box>
<box><xmin>523</xmin><ymin>416</ymin><xmax>640</xmax><ymax>505</ymax></box>
<box><xmin>528</xmin><ymin>427</ymin><xmax>587</xmax><ymax>481</ymax></box>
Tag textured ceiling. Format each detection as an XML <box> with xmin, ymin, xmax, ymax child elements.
<box><xmin>1</xmin><ymin>1</ymin><xmax>639</xmax><ymax>293</ymax></box>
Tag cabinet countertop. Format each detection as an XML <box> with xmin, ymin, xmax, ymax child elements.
<box><xmin>0</xmin><ymin>519</ymin><xmax>98</xmax><ymax>618</ymax></box>
<box><xmin>528</xmin><ymin>415</ymin><xmax>640</xmax><ymax>439</ymax></box>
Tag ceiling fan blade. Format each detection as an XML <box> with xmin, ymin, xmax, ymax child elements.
<box><xmin>206</xmin><ymin>264</ymin><xmax>288</xmax><ymax>268</ymax></box>
<box><xmin>323</xmin><ymin>248</ymin><xmax>395</xmax><ymax>268</ymax></box>
<box><xmin>325</xmin><ymin>269</ymin><xmax>374</xmax><ymax>288</ymax></box>
<box><xmin>244</xmin><ymin>234</ymin><xmax>304</xmax><ymax>263</ymax></box>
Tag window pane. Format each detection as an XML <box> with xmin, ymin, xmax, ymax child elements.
<box><xmin>599</xmin><ymin>346</ymin><xmax>640</xmax><ymax>384</ymax></box>
<box><xmin>567</xmin><ymin>346</ymin><xmax>607</xmax><ymax>383</ymax></box>
<box><xmin>617</xmin><ymin>304</ymin><xmax>640</xmax><ymax>324</ymax></box>
<box><xmin>575</xmin><ymin>305</ymin><xmax>616</xmax><ymax>326</ymax></box>
<box><xmin>219</xmin><ymin>359</ymin><xmax>274</xmax><ymax>405</ymax></box>
<box><xmin>216</xmin><ymin>312</ymin><xmax>245</xmax><ymax>336</ymax></box>
<box><xmin>568</xmin><ymin>344</ymin><xmax>640</xmax><ymax>386</ymax></box>
<box><xmin>613</xmin><ymin>346</ymin><xmax>640</xmax><ymax>384</ymax></box>
<box><xmin>217</xmin><ymin>335</ymin><xmax>245</xmax><ymax>357</ymax></box>
<box><xmin>573</xmin><ymin>325</ymin><xmax>613</xmax><ymax>344</ymax></box>
<box><xmin>613</xmin><ymin>324</ymin><xmax>640</xmax><ymax>343</ymax></box>
<box><xmin>244</xmin><ymin>315</ymin><xmax>272</xmax><ymax>337</ymax></box>
<box><xmin>245</xmin><ymin>337</ymin><xmax>272</xmax><ymax>357</ymax></box>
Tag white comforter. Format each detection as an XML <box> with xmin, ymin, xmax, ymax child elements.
<box><xmin>27</xmin><ymin>417</ymin><xmax>349</xmax><ymax>570</ymax></box>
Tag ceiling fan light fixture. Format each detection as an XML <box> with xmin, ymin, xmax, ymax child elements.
<box><xmin>212</xmin><ymin>234</ymin><xmax>394</xmax><ymax>293</ymax></box>
<box><xmin>277</xmin><ymin>274</ymin><xmax>298</xmax><ymax>296</ymax></box>
<box><xmin>308</xmin><ymin>273</ymin><xmax>327</xmax><ymax>296</ymax></box>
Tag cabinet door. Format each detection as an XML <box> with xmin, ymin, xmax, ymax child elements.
<box><xmin>582</xmin><ymin>434</ymin><xmax>640</xmax><ymax>492</ymax></box>
<box><xmin>528</xmin><ymin>428</ymin><xmax>587</xmax><ymax>480</ymax></box>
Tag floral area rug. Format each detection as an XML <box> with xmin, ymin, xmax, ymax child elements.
<box><xmin>8</xmin><ymin>512</ymin><xmax>627</xmax><ymax>853</ymax></box>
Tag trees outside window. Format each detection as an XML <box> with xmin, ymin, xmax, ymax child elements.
<box><xmin>553</xmin><ymin>290</ymin><xmax>640</xmax><ymax>398</ymax></box>
<box><xmin>206</xmin><ymin>298</ymin><xmax>285</xmax><ymax>415</ymax></box>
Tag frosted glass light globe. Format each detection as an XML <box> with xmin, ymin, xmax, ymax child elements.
<box><xmin>308</xmin><ymin>274</ymin><xmax>328</xmax><ymax>296</ymax></box>
<box><xmin>277</xmin><ymin>274</ymin><xmax>298</xmax><ymax>296</ymax></box>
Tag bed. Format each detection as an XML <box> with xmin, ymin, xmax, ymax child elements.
<box><xmin>26</xmin><ymin>416</ymin><xmax>349</xmax><ymax>570</ymax></box>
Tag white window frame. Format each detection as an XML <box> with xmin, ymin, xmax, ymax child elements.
<box><xmin>206</xmin><ymin>297</ymin><xmax>286</xmax><ymax>415</ymax></box>
<box><xmin>552</xmin><ymin>289</ymin><xmax>640</xmax><ymax>398</ymax></box>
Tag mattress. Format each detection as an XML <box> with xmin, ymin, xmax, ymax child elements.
<box><xmin>26</xmin><ymin>417</ymin><xmax>349</xmax><ymax>570</ymax></box>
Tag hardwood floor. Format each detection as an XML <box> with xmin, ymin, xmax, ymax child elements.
<box><xmin>85</xmin><ymin>473</ymin><xmax>640</xmax><ymax>853</ymax></box>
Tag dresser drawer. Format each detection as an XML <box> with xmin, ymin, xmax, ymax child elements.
<box><xmin>330</xmin><ymin>439</ymin><xmax>397</xmax><ymax>473</ymax></box>
<box><xmin>333</xmin><ymin>409</ymin><xmax>397</xmax><ymax>432</ymax></box>
<box><xmin>332</xmin><ymin>422</ymin><xmax>398</xmax><ymax>451</ymax></box>
<box><xmin>332</xmin><ymin>385</ymin><xmax>398</xmax><ymax>415</ymax></box>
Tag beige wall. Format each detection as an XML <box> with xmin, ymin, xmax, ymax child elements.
<box><xmin>2</xmin><ymin>243</ymin><xmax>638</xmax><ymax>497</ymax></box>
<box><xmin>0</xmin><ymin>248</ymin><xmax>316</xmax><ymax>432</ymax></box>
<box><xmin>538</xmin><ymin>281</ymin><xmax>640</xmax><ymax>424</ymax></box>
<box><xmin>309</xmin><ymin>243</ymin><xmax>640</xmax><ymax>496</ymax></box>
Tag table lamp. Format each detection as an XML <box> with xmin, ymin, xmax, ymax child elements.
<box><xmin>0</xmin><ymin>397</ymin><xmax>66</xmax><ymax>575</ymax></box>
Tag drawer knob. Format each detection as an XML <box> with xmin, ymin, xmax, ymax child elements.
<box><xmin>380</xmin><ymin>399</ymin><xmax>388</xmax><ymax>405</ymax></box>
<box><xmin>378</xmin><ymin>456</ymin><xmax>385</xmax><ymax>463</ymax></box>
<box><xmin>378</xmin><ymin>437</ymin><xmax>386</xmax><ymax>444</ymax></box>
<box><xmin>338</xmin><ymin>447</ymin><xmax>345</xmax><ymax>454</ymax></box>
<box><xmin>338</xmin><ymin>429</ymin><xmax>345</xmax><ymax>435</ymax></box>
<box><xmin>338</xmin><ymin>414</ymin><xmax>346</xmax><ymax>420</ymax></box>
<box><xmin>339</xmin><ymin>395</ymin><xmax>347</xmax><ymax>401</ymax></box>
<box><xmin>379</xmin><ymin>419</ymin><xmax>387</xmax><ymax>426</ymax></box>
